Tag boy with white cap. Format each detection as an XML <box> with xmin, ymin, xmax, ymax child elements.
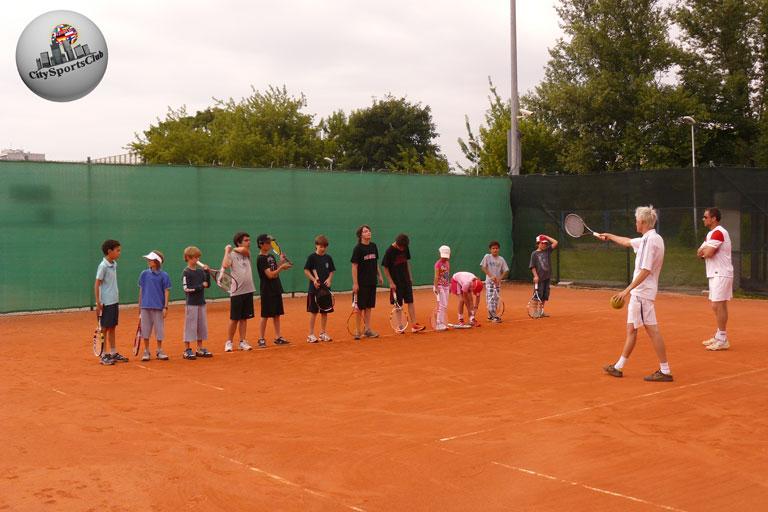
<box><xmin>432</xmin><ymin>245</ymin><xmax>451</xmax><ymax>331</ymax></box>
<box><xmin>138</xmin><ymin>250</ymin><xmax>172</xmax><ymax>361</ymax></box>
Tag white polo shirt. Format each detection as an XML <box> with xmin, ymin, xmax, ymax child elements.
<box><xmin>701</xmin><ymin>225</ymin><xmax>733</xmax><ymax>278</ymax></box>
<box><xmin>629</xmin><ymin>229</ymin><xmax>665</xmax><ymax>301</ymax></box>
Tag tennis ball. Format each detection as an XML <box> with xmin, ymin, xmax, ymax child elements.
<box><xmin>610</xmin><ymin>296</ymin><xmax>625</xmax><ymax>309</ymax></box>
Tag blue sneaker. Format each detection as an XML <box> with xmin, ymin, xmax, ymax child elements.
<box><xmin>274</xmin><ymin>337</ymin><xmax>290</xmax><ymax>345</ymax></box>
<box><xmin>257</xmin><ymin>339</ymin><xmax>267</xmax><ymax>349</ymax></box>
<box><xmin>111</xmin><ymin>352</ymin><xmax>129</xmax><ymax>363</ymax></box>
<box><xmin>183</xmin><ymin>348</ymin><xmax>197</xmax><ymax>360</ymax></box>
<box><xmin>100</xmin><ymin>354</ymin><xmax>115</xmax><ymax>366</ymax></box>
<box><xmin>195</xmin><ymin>347</ymin><xmax>213</xmax><ymax>358</ymax></box>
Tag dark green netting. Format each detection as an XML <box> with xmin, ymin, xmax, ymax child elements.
<box><xmin>0</xmin><ymin>162</ymin><xmax>512</xmax><ymax>313</ymax></box>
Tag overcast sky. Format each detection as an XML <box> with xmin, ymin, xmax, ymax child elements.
<box><xmin>1</xmin><ymin>1</ymin><xmax>563</xmax><ymax>168</ymax></box>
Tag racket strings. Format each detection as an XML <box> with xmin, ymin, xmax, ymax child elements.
<box><xmin>564</xmin><ymin>214</ymin><xmax>586</xmax><ymax>237</ymax></box>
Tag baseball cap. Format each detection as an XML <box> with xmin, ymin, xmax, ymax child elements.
<box><xmin>471</xmin><ymin>278</ymin><xmax>484</xmax><ymax>295</ymax></box>
<box><xmin>142</xmin><ymin>251</ymin><xmax>163</xmax><ymax>264</ymax></box>
<box><xmin>439</xmin><ymin>245</ymin><xmax>451</xmax><ymax>258</ymax></box>
<box><xmin>256</xmin><ymin>234</ymin><xmax>273</xmax><ymax>245</ymax></box>
<box><xmin>536</xmin><ymin>235</ymin><xmax>549</xmax><ymax>244</ymax></box>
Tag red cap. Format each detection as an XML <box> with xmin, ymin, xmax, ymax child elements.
<box><xmin>471</xmin><ymin>278</ymin><xmax>484</xmax><ymax>295</ymax></box>
<box><xmin>536</xmin><ymin>235</ymin><xmax>549</xmax><ymax>244</ymax></box>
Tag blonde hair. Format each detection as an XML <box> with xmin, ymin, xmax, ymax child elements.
<box><xmin>184</xmin><ymin>246</ymin><xmax>201</xmax><ymax>261</ymax></box>
<box><xmin>635</xmin><ymin>205</ymin><xmax>658</xmax><ymax>228</ymax></box>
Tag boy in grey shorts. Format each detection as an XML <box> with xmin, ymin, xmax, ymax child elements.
<box><xmin>138</xmin><ymin>250</ymin><xmax>172</xmax><ymax>361</ymax></box>
<box><xmin>181</xmin><ymin>246</ymin><xmax>213</xmax><ymax>359</ymax></box>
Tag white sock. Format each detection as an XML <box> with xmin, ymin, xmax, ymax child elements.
<box><xmin>716</xmin><ymin>330</ymin><xmax>727</xmax><ymax>340</ymax></box>
<box><xmin>660</xmin><ymin>362</ymin><xmax>671</xmax><ymax>375</ymax></box>
<box><xmin>614</xmin><ymin>356</ymin><xmax>628</xmax><ymax>370</ymax></box>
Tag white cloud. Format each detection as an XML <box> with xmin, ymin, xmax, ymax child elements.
<box><xmin>1</xmin><ymin>0</ymin><xmax>562</xmax><ymax>167</ymax></box>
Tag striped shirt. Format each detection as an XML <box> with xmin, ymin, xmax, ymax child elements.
<box><xmin>629</xmin><ymin>229</ymin><xmax>665</xmax><ymax>301</ymax></box>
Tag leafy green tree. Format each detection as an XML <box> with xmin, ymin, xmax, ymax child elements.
<box><xmin>129</xmin><ymin>106</ymin><xmax>219</xmax><ymax>165</ymax></box>
<box><xmin>525</xmin><ymin>0</ymin><xmax>687</xmax><ymax>173</ymax></box>
<box><xmin>671</xmin><ymin>0</ymin><xmax>761</xmax><ymax>166</ymax></box>
<box><xmin>131</xmin><ymin>86</ymin><xmax>323</xmax><ymax>168</ymax></box>
<box><xmin>458</xmin><ymin>78</ymin><xmax>561</xmax><ymax>175</ymax></box>
<box><xmin>337</xmin><ymin>95</ymin><xmax>448</xmax><ymax>173</ymax></box>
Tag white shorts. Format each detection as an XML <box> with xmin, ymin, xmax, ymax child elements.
<box><xmin>708</xmin><ymin>277</ymin><xmax>733</xmax><ymax>302</ymax></box>
<box><xmin>627</xmin><ymin>295</ymin><xmax>657</xmax><ymax>329</ymax></box>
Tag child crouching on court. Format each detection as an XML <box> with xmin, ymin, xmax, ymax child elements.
<box><xmin>450</xmin><ymin>271</ymin><xmax>484</xmax><ymax>327</ymax></box>
<box><xmin>529</xmin><ymin>234</ymin><xmax>558</xmax><ymax>317</ymax></box>
<box><xmin>304</xmin><ymin>235</ymin><xmax>336</xmax><ymax>343</ymax></box>
<box><xmin>138</xmin><ymin>250</ymin><xmax>171</xmax><ymax>361</ymax></box>
<box><xmin>181</xmin><ymin>246</ymin><xmax>213</xmax><ymax>359</ymax></box>
<box><xmin>432</xmin><ymin>245</ymin><xmax>451</xmax><ymax>331</ymax></box>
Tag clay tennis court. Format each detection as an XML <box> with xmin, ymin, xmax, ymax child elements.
<box><xmin>1</xmin><ymin>284</ymin><xmax>766</xmax><ymax>511</ymax></box>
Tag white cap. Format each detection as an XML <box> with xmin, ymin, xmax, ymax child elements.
<box><xmin>142</xmin><ymin>251</ymin><xmax>163</xmax><ymax>264</ymax></box>
<box><xmin>439</xmin><ymin>245</ymin><xmax>451</xmax><ymax>258</ymax></box>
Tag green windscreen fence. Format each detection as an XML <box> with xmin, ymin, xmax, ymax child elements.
<box><xmin>0</xmin><ymin>162</ymin><xmax>512</xmax><ymax>313</ymax></box>
<box><xmin>509</xmin><ymin>168</ymin><xmax>768</xmax><ymax>294</ymax></box>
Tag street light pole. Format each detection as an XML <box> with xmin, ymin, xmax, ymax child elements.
<box><xmin>681</xmin><ymin>116</ymin><xmax>698</xmax><ymax>239</ymax></box>
<box><xmin>508</xmin><ymin>0</ymin><xmax>520</xmax><ymax>175</ymax></box>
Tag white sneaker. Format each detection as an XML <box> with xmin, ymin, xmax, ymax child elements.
<box><xmin>156</xmin><ymin>349</ymin><xmax>169</xmax><ymax>360</ymax></box>
<box><xmin>435</xmin><ymin>324</ymin><xmax>448</xmax><ymax>331</ymax></box>
<box><xmin>224</xmin><ymin>340</ymin><xmax>233</xmax><ymax>352</ymax></box>
<box><xmin>319</xmin><ymin>332</ymin><xmax>332</xmax><ymax>342</ymax></box>
<box><xmin>307</xmin><ymin>334</ymin><xmax>319</xmax><ymax>343</ymax></box>
<box><xmin>141</xmin><ymin>350</ymin><xmax>151</xmax><ymax>361</ymax></box>
<box><xmin>707</xmin><ymin>338</ymin><xmax>730</xmax><ymax>351</ymax></box>
<box><xmin>702</xmin><ymin>337</ymin><xmax>717</xmax><ymax>346</ymax></box>
<box><xmin>239</xmin><ymin>340</ymin><xmax>252</xmax><ymax>351</ymax></box>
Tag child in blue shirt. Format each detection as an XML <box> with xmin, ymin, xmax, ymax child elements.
<box><xmin>138</xmin><ymin>250</ymin><xmax>172</xmax><ymax>361</ymax></box>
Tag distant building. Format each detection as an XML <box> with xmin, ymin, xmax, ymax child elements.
<box><xmin>0</xmin><ymin>149</ymin><xmax>46</xmax><ymax>161</ymax></box>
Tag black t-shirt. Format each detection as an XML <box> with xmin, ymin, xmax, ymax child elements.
<box><xmin>304</xmin><ymin>253</ymin><xmax>336</xmax><ymax>292</ymax></box>
<box><xmin>182</xmin><ymin>267</ymin><xmax>210</xmax><ymax>306</ymax></box>
<box><xmin>257</xmin><ymin>253</ymin><xmax>284</xmax><ymax>296</ymax></box>
<box><xmin>529</xmin><ymin>248</ymin><xmax>554</xmax><ymax>281</ymax></box>
<box><xmin>350</xmin><ymin>242</ymin><xmax>379</xmax><ymax>287</ymax></box>
<box><xmin>382</xmin><ymin>245</ymin><xmax>411</xmax><ymax>286</ymax></box>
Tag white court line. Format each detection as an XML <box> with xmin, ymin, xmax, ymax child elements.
<box><xmin>489</xmin><ymin>461</ymin><xmax>688</xmax><ymax>512</ymax></box>
<box><xmin>33</xmin><ymin>382</ymin><xmax>365</xmax><ymax>512</ymax></box>
<box><xmin>134</xmin><ymin>363</ymin><xmax>225</xmax><ymax>391</ymax></box>
<box><xmin>219</xmin><ymin>455</ymin><xmax>366</xmax><ymax>512</ymax></box>
<box><xmin>439</xmin><ymin>367</ymin><xmax>766</xmax><ymax>442</ymax></box>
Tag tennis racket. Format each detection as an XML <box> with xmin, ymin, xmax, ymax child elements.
<box><xmin>132</xmin><ymin>319</ymin><xmax>142</xmax><ymax>357</ymax></box>
<box><xmin>564</xmin><ymin>213</ymin><xmax>600</xmax><ymax>238</ymax></box>
<box><xmin>312</xmin><ymin>270</ymin><xmax>334</xmax><ymax>313</ymax></box>
<box><xmin>92</xmin><ymin>314</ymin><xmax>105</xmax><ymax>357</ymax></box>
<box><xmin>527</xmin><ymin>284</ymin><xmax>544</xmax><ymax>319</ymax></box>
<box><xmin>270</xmin><ymin>239</ymin><xmax>292</xmax><ymax>264</ymax></box>
<box><xmin>492</xmin><ymin>283</ymin><xmax>505</xmax><ymax>319</ymax></box>
<box><xmin>346</xmin><ymin>293</ymin><xmax>362</xmax><ymax>337</ymax></box>
<box><xmin>197</xmin><ymin>261</ymin><xmax>238</xmax><ymax>292</ymax></box>
<box><xmin>389</xmin><ymin>289</ymin><xmax>410</xmax><ymax>334</ymax></box>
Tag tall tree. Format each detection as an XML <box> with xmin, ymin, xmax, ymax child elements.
<box><xmin>131</xmin><ymin>86</ymin><xmax>323</xmax><ymax>168</ymax></box>
<box><xmin>526</xmin><ymin>0</ymin><xmax>688</xmax><ymax>173</ymax></box>
<box><xmin>458</xmin><ymin>78</ymin><xmax>561</xmax><ymax>175</ymax></box>
<box><xmin>671</xmin><ymin>0</ymin><xmax>761</xmax><ymax>166</ymax></box>
<box><xmin>337</xmin><ymin>95</ymin><xmax>448</xmax><ymax>173</ymax></box>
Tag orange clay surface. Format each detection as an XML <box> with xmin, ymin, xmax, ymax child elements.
<box><xmin>1</xmin><ymin>284</ymin><xmax>767</xmax><ymax>511</ymax></box>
